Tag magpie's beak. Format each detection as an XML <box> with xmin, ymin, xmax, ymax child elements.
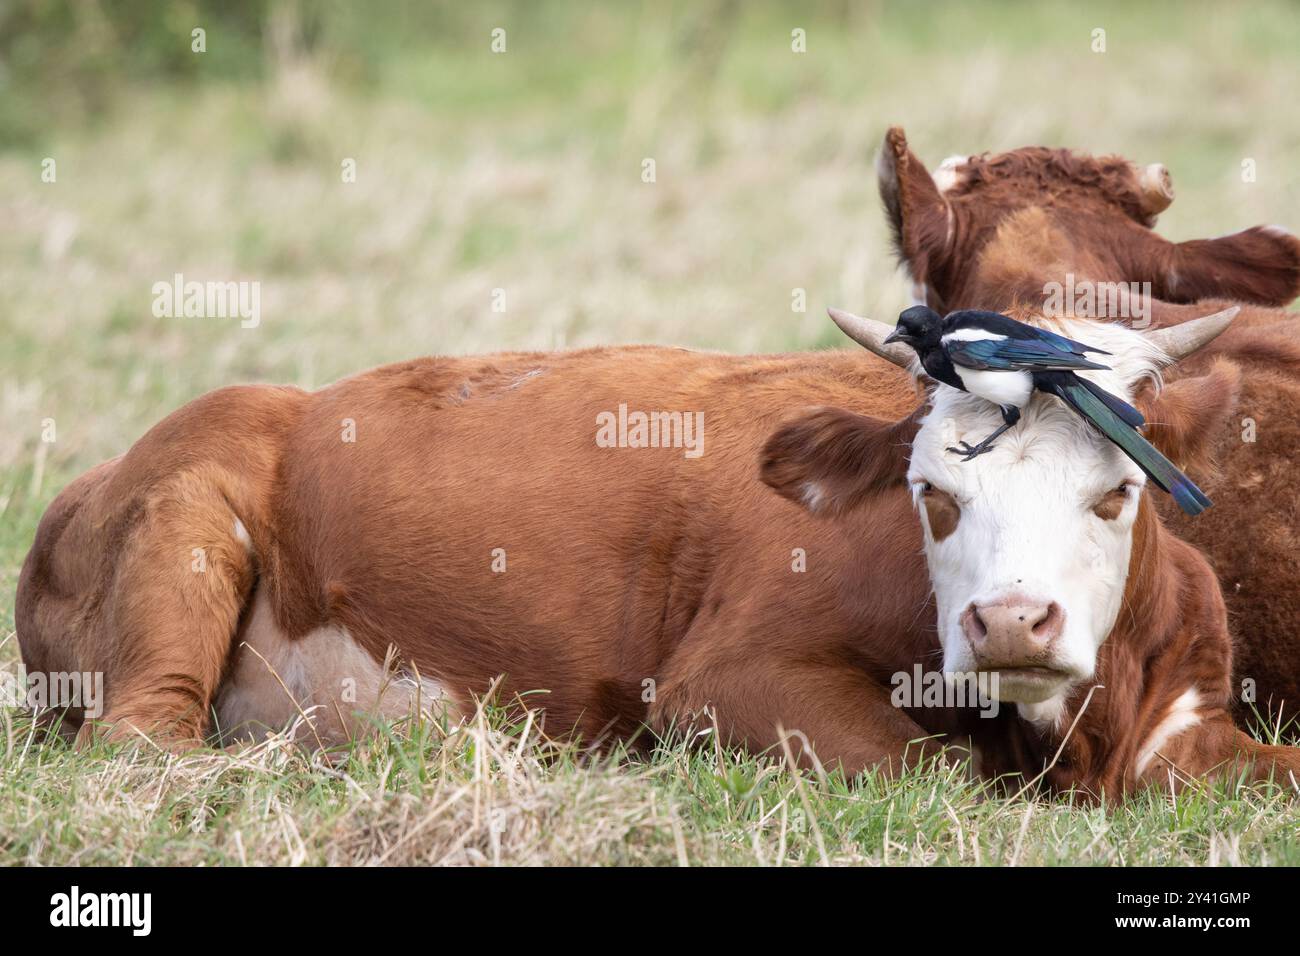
<box><xmin>883</xmin><ymin>328</ymin><xmax>903</xmax><ymax>345</ymax></box>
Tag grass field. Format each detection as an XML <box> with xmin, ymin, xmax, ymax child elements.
<box><xmin>3</xmin><ymin>0</ymin><xmax>1300</xmax><ymax>866</ymax></box>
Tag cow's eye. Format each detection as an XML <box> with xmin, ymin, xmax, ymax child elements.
<box><xmin>916</xmin><ymin>481</ymin><xmax>960</xmax><ymax>540</ymax></box>
<box><xmin>1092</xmin><ymin>482</ymin><xmax>1134</xmax><ymax>521</ymax></box>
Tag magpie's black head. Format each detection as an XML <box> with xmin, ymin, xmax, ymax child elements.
<box><xmin>884</xmin><ymin>305</ymin><xmax>943</xmax><ymax>349</ymax></box>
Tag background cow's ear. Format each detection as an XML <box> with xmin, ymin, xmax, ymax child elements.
<box><xmin>1169</xmin><ymin>226</ymin><xmax>1300</xmax><ymax>306</ymax></box>
<box><xmin>1135</xmin><ymin>359</ymin><xmax>1242</xmax><ymax>477</ymax></box>
<box><xmin>760</xmin><ymin>406</ymin><xmax>918</xmax><ymax>517</ymax></box>
<box><xmin>877</xmin><ymin>127</ymin><xmax>952</xmax><ymax>295</ymax></box>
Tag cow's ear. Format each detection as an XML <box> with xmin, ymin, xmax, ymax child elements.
<box><xmin>1169</xmin><ymin>226</ymin><xmax>1300</xmax><ymax>307</ymax></box>
<box><xmin>761</xmin><ymin>406</ymin><xmax>917</xmax><ymax>517</ymax></box>
<box><xmin>877</xmin><ymin>127</ymin><xmax>952</xmax><ymax>293</ymax></box>
<box><xmin>1136</xmin><ymin>359</ymin><xmax>1242</xmax><ymax>476</ymax></box>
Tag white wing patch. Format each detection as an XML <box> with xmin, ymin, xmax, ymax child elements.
<box><xmin>943</xmin><ymin>327</ymin><xmax>1002</xmax><ymax>343</ymax></box>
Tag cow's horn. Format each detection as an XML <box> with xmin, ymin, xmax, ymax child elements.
<box><xmin>1137</xmin><ymin>162</ymin><xmax>1174</xmax><ymax>216</ymax></box>
<box><xmin>1145</xmin><ymin>306</ymin><xmax>1239</xmax><ymax>360</ymax></box>
<box><xmin>827</xmin><ymin>307</ymin><xmax>915</xmax><ymax>369</ymax></box>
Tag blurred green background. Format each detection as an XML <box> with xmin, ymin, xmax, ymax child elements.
<box><xmin>2</xmin><ymin>0</ymin><xmax>1300</xmax><ymax>635</ymax></box>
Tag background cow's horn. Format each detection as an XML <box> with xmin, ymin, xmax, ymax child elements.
<box><xmin>1137</xmin><ymin>162</ymin><xmax>1174</xmax><ymax>216</ymax></box>
<box><xmin>827</xmin><ymin>307</ymin><xmax>915</xmax><ymax>369</ymax></box>
<box><xmin>1145</xmin><ymin>306</ymin><xmax>1239</xmax><ymax>360</ymax></box>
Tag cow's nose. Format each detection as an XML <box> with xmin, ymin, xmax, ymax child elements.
<box><xmin>961</xmin><ymin>599</ymin><xmax>1063</xmax><ymax>664</ymax></box>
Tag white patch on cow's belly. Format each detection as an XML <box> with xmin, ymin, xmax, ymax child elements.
<box><xmin>1135</xmin><ymin>688</ymin><xmax>1202</xmax><ymax>777</ymax></box>
<box><xmin>214</xmin><ymin>588</ymin><xmax>451</xmax><ymax>747</ymax></box>
<box><xmin>951</xmin><ymin>367</ymin><xmax>1034</xmax><ymax>409</ymax></box>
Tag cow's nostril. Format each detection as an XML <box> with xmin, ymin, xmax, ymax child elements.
<box><xmin>962</xmin><ymin>603</ymin><xmax>988</xmax><ymax>643</ymax></box>
<box><xmin>1032</xmin><ymin>602</ymin><xmax>1063</xmax><ymax>639</ymax></box>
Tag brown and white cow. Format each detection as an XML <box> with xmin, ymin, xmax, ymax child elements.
<box><xmin>15</xmin><ymin>307</ymin><xmax>1299</xmax><ymax>799</ymax></box>
<box><xmin>877</xmin><ymin>127</ymin><xmax>1300</xmax><ymax>728</ymax></box>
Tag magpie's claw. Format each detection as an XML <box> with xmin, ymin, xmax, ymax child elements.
<box><xmin>946</xmin><ymin>440</ymin><xmax>995</xmax><ymax>462</ymax></box>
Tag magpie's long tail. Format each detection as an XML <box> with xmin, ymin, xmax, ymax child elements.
<box><xmin>1077</xmin><ymin>376</ymin><xmax>1145</xmax><ymax>428</ymax></box>
<box><xmin>1041</xmin><ymin>373</ymin><xmax>1211</xmax><ymax>515</ymax></box>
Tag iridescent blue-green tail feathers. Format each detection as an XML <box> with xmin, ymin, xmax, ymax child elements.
<box><xmin>1046</xmin><ymin>376</ymin><xmax>1211</xmax><ymax>516</ymax></box>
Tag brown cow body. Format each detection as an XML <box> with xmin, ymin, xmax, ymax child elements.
<box><xmin>878</xmin><ymin>128</ymin><xmax>1300</xmax><ymax>727</ymax></box>
<box><xmin>18</xmin><ymin>348</ymin><xmax>927</xmax><ymax>764</ymax></box>
<box><xmin>16</xmin><ymin>341</ymin><xmax>1298</xmax><ymax>798</ymax></box>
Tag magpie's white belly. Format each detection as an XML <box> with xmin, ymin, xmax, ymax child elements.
<box><xmin>952</xmin><ymin>367</ymin><xmax>1034</xmax><ymax>409</ymax></box>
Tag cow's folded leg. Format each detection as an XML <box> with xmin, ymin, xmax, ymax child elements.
<box><xmin>1134</xmin><ymin>711</ymin><xmax>1300</xmax><ymax>791</ymax></box>
<box><xmin>1236</xmin><ymin>740</ymin><xmax>1300</xmax><ymax>787</ymax></box>
<box><xmin>71</xmin><ymin>471</ymin><xmax>257</xmax><ymax>750</ymax></box>
<box><xmin>1220</xmin><ymin>730</ymin><xmax>1300</xmax><ymax>788</ymax></box>
<box><xmin>649</xmin><ymin>655</ymin><xmax>954</xmax><ymax>778</ymax></box>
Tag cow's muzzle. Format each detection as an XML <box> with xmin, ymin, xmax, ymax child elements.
<box><xmin>960</xmin><ymin>598</ymin><xmax>1069</xmax><ymax>699</ymax></box>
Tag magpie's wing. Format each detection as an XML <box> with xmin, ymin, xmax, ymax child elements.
<box><xmin>944</xmin><ymin>336</ymin><xmax>1112</xmax><ymax>372</ymax></box>
<box><xmin>1025</xmin><ymin>324</ymin><xmax>1112</xmax><ymax>357</ymax></box>
<box><xmin>948</xmin><ymin>310</ymin><xmax>1112</xmax><ymax>357</ymax></box>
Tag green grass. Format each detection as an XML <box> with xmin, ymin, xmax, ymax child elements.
<box><xmin>3</xmin><ymin>0</ymin><xmax>1300</xmax><ymax>865</ymax></box>
<box><xmin>3</xmin><ymin>700</ymin><xmax>1297</xmax><ymax>867</ymax></box>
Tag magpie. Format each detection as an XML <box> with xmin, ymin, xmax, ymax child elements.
<box><xmin>883</xmin><ymin>305</ymin><xmax>1212</xmax><ymax>515</ymax></box>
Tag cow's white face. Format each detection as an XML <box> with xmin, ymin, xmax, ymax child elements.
<box><xmin>908</xmin><ymin>322</ymin><xmax>1162</xmax><ymax>711</ymax></box>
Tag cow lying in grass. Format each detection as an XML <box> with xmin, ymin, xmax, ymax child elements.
<box><xmin>16</xmin><ymin>301</ymin><xmax>1299</xmax><ymax>798</ymax></box>
<box><xmin>877</xmin><ymin>126</ymin><xmax>1300</xmax><ymax>728</ymax></box>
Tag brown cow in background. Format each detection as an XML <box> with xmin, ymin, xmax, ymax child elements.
<box><xmin>877</xmin><ymin>127</ymin><xmax>1300</xmax><ymax>729</ymax></box>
